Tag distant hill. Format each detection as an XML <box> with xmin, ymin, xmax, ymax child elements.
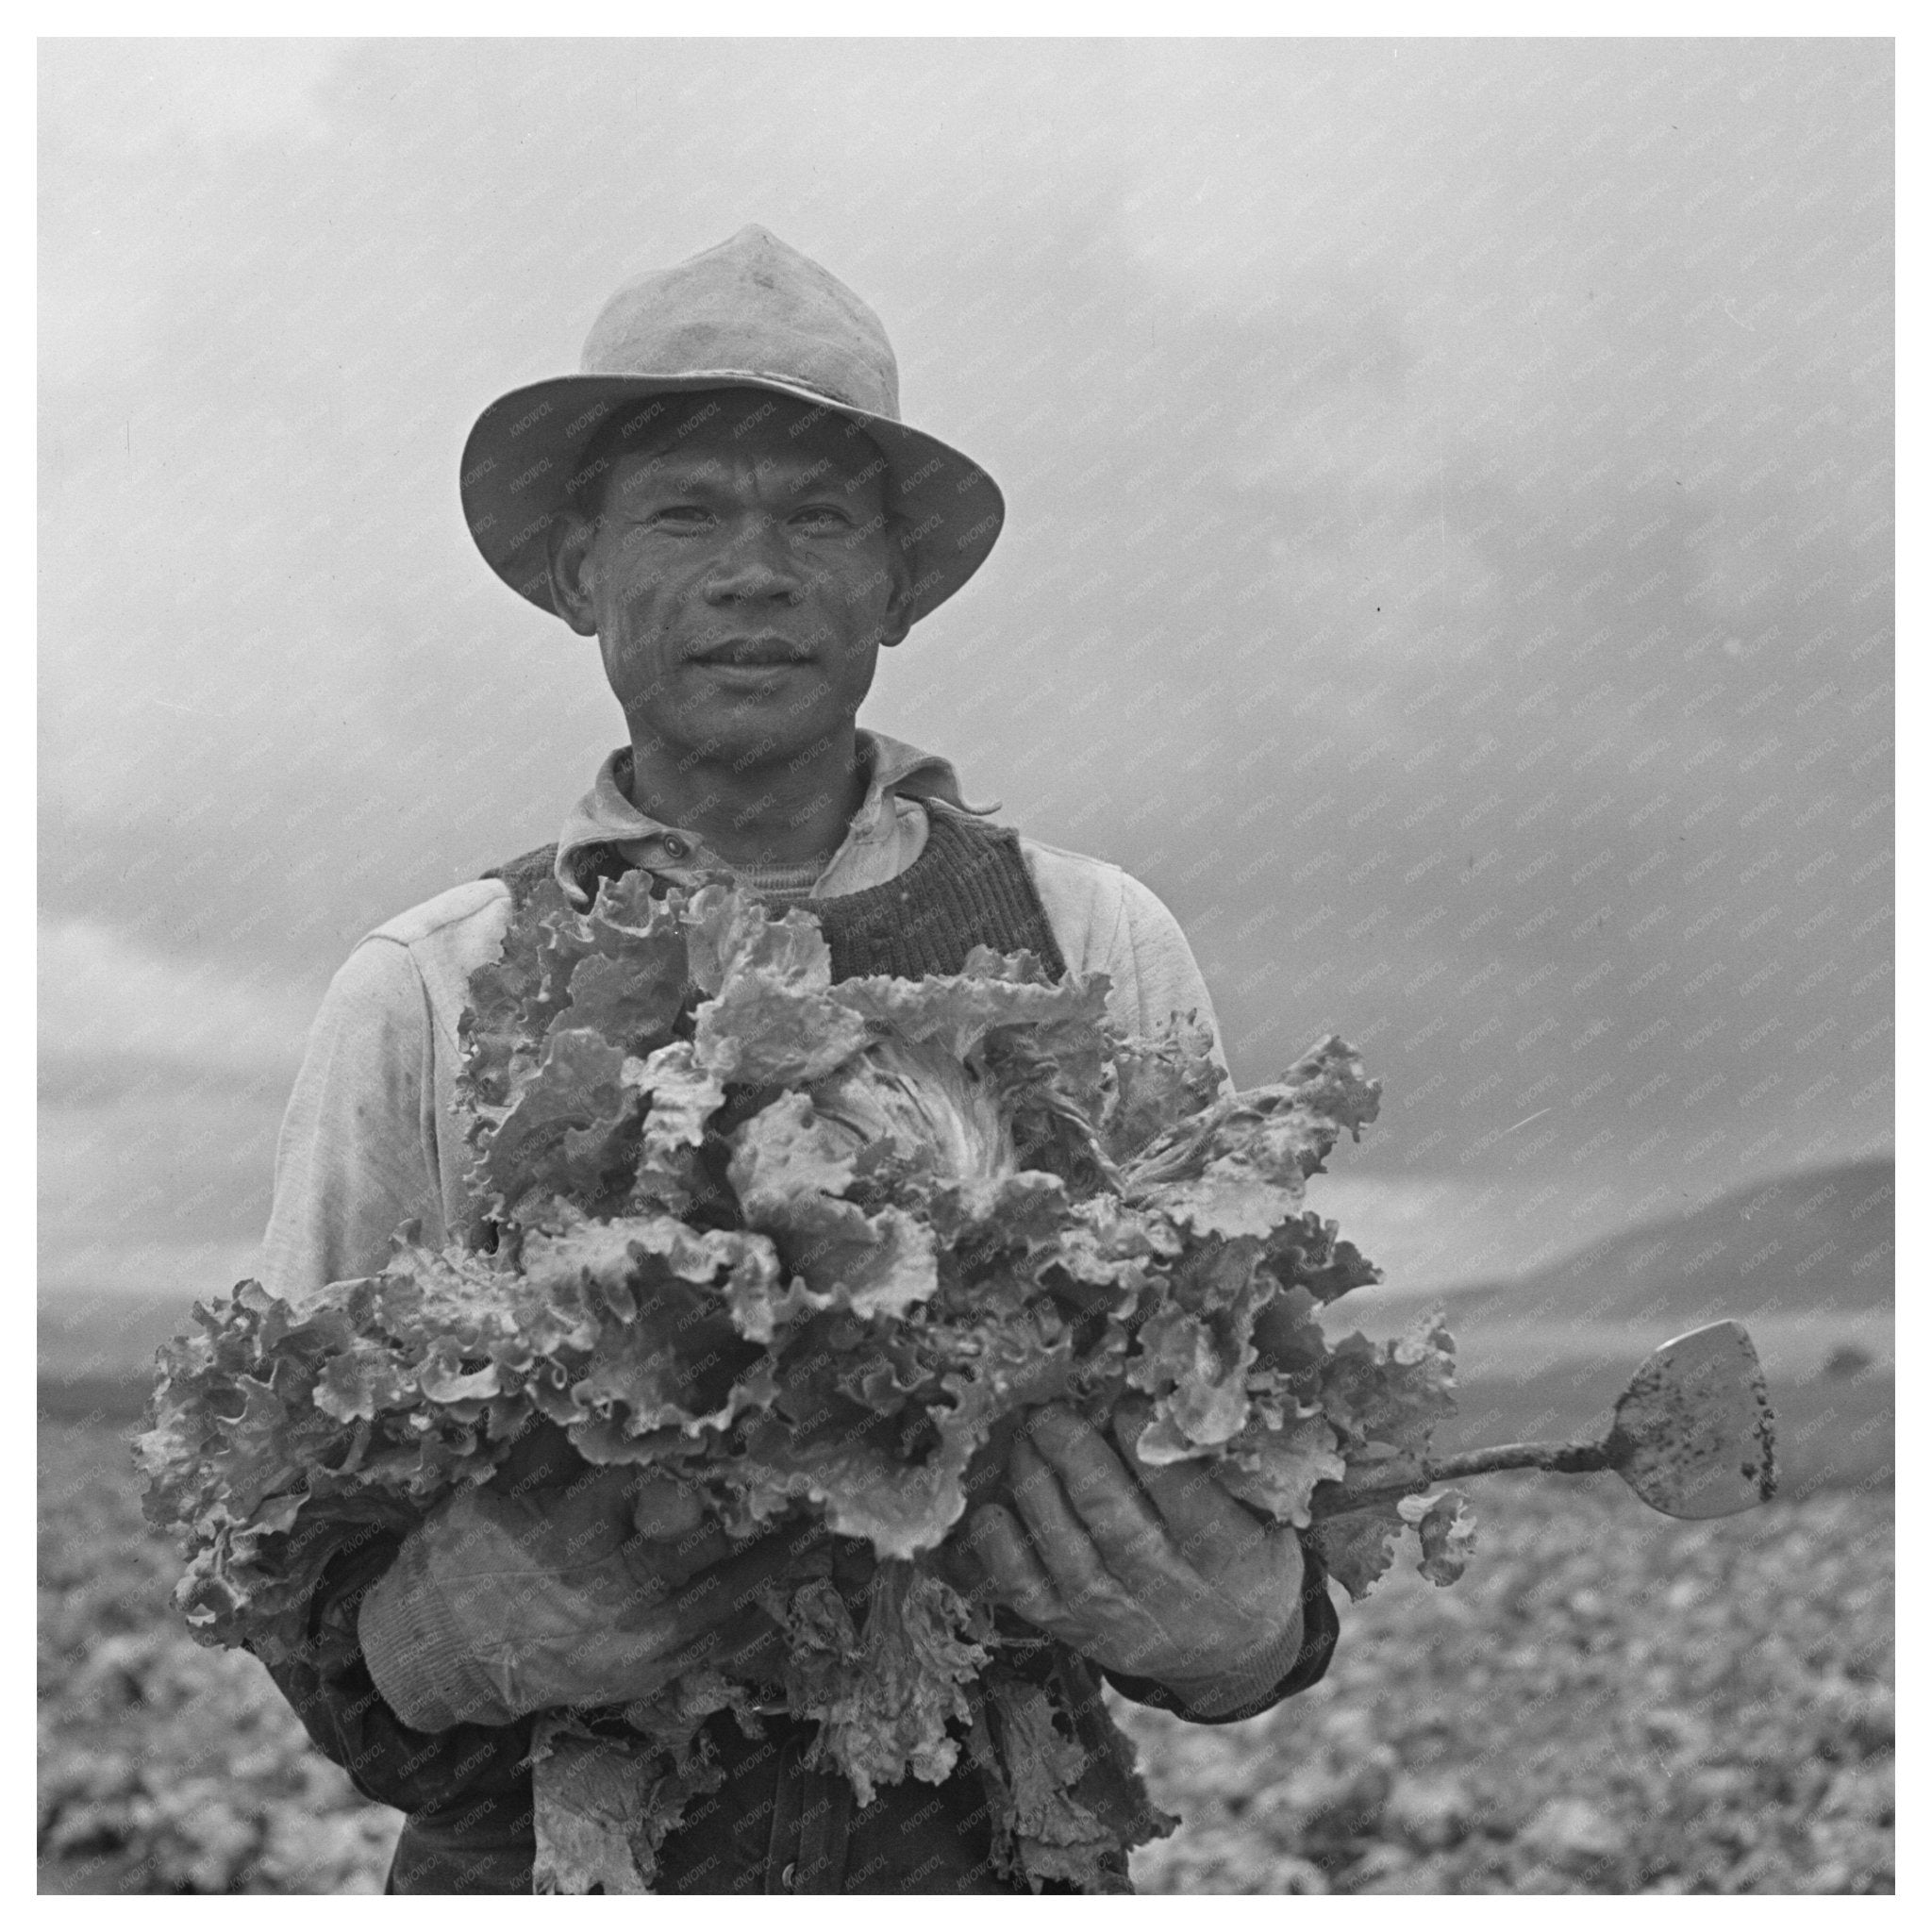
<box><xmin>1446</xmin><ymin>1156</ymin><xmax>1893</xmax><ymax>1331</ymax></box>
<box><xmin>38</xmin><ymin>1290</ymin><xmax>201</xmax><ymax>1422</ymax></box>
<box><xmin>40</xmin><ymin>1289</ymin><xmax>206</xmax><ymax>1384</ymax></box>
<box><xmin>1405</xmin><ymin>1157</ymin><xmax>1894</xmax><ymax>1491</ymax></box>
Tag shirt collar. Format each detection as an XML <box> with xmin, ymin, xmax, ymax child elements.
<box><xmin>553</xmin><ymin>729</ymin><xmax>986</xmax><ymax>903</ymax></box>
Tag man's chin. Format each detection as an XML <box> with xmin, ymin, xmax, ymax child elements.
<box><xmin>641</xmin><ymin>704</ymin><xmax>857</xmax><ymax>776</ymax></box>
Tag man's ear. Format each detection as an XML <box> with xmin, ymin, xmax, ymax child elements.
<box><xmin>547</xmin><ymin>511</ymin><xmax>602</xmax><ymax>638</ymax></box>
<box><xmin>879</xmin><ymin>520</ymin><xmax>916</xmax><ymax>649</ymax></box>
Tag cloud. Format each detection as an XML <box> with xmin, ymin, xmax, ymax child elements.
<box><xmin>1303</xmin><ymin>1172</ymin><xmax>1670</xmax><ymax>1300</ymax></box>
<box><xmin>36</xmin><ymin>922</ymin><xmax>316</xmax><ymax>1303</ymax></box>
<box><xmin>40</xmin><ymin>1082</ymin><xmax>283</xmax><ymax>1305</ymax></box>
<box><xmin>38</xmin><ymin>916</ymin><xmax>319</xmax><ymax>1093</ymax></box>
<box><xmin>40</xmin><ymin>40</ymin><xmax>342</xmax><ymax>158</ymax></box>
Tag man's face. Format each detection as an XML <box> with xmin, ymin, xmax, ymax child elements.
<box><xmin>549</xmin><ymin>391</ymin><xmax>912</xmax><ymax>774</ymax></box>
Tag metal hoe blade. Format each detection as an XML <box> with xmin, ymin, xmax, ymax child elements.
<box><xmin>1310</xmin><ymin>1318</ymin><xmax>1780</xmax><ymax>1520</ymax></box>
<box><xmin>1607</xmin><ymin>1320</ymin><xmax>1777</xmax><ymax>1519</ymax></box>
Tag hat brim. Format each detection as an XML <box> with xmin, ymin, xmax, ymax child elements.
<box><xmin>460</xmin><ymin>372</ymin><xmax>1004</xmax><ymax>628</ymax></box>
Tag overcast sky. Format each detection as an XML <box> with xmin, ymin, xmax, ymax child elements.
<box><xmin>39</xmin><ymin>38</ymin><xmax>1891</xmax><ymax>1316</ymax></box>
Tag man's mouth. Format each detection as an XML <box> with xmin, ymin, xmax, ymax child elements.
<box><xmin>690</xmin><ymin>636</ymin><xmax>811</xmax><ymax>669</ymax></box>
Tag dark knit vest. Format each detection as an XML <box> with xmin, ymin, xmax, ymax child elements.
<box><xmin>484</xmin><ymin>800</ymin><xmax>1070</xmax><ymax>983</ymax></box>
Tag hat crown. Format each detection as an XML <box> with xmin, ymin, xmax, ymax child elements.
<box><xmin>579</xmin><ymin>225</ymin><xmax>902</xmax><ymax>422</ymax></box>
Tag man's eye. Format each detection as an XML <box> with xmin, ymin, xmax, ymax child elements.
<box><xmin>652</xmin><ymin>505</ymin><xmax>714</xmax><ymax>528</ymax></box>
<box><xmin>791</xmin><ymin>506</ymin><xmax>851</xmax><ymax>533</ymax></box>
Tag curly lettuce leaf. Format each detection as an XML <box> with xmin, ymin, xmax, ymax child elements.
<box><xmin>1260</xmin><ymin>1209</ymin><xmax>1383</xmax><ymax>1305</ymax></box>
<box><xmin>726</xmin><ymin>1091</ymin><xmax>940</xmax><ymax>1322</ymax></box>
<box><xmin>687</xmin><ymin>892</ymin><xmax>870</xmax><ymax>1085</ymax></box>
<box><xmin>1400</xmin><ymin>1486</ymin><xmax>1479</xmax><ymax>1588</ymax></box>
<box><xmin>1319</xmin><ymin>1309</ymin><xmax>1457</xmax><ymax>1471</ymax></box>
<box><xmin>459</xmin><ymin>870</ymin><xmax>686</xmax><ymax>1125</ymax></box>
<box><xmin>830</xmin><ymin>956</ymin><xmax>1108</xmax><ymax>1066</ymax></box>
<box><xmin>138</xmin><ymin>1216</ymin><xmax>794</xmax><ymax>1649</ymax></box>
<box><xmin>532</xmin><ymin>1666</ymin><xmax>754</xmax><ymax>1897</ymax></box>
<box><xmin>621</xmin><ymin>1041</ymin><xmax>726</xmax><ymax>1216</ymax></box>
<box><xmin>1122</xmin><ymin>1035</ymin><xmax>1382</xmax><ymax>1239</ymax></box>
<box><xmin>137</xmin><ymin>1272</ymin><xmax>473</xmax><ymax>1657</ymax></box>
<box><xmin>975</xmin><ymin>1671</ymin><xmax>1174</xmax><ymax>1894</ymax></box>
<box><xmin>1126</xmin><ymin>1306</ymin><xmax>1255</xmax><ymax>1458</ymax></box>
<box><xmin>1307</xmin><ymin>1478</ymin><xmax>1474</xmax><ymax>1602</ymax></box>
<box><xmin>811</xmin><ymin>1036</ymin><xmax>1016</xmax><ymax>1185</ymax></box>
<box><xmin>1218</xmin><ymin>1412</ymin><xmax>1347</xmax><ymax>1528</ymax></box>
<box><xmin>477</xmin><ymin>1027</ymin><xmax>640</xmax><ymax>1210</ymax></box>
<box><xmin>729</xmin><ymin>1317</ymin><xmax>1074</xmax><ymax>1561</ymax></box>
<box><xmin>791</xmin><ymin>1561</ymin><xmax>990</xmax><ymax>1807</ymax></box>
<box><xmin>1124</xmin><ymin>1237</ymin><xmax>1275</xmax><ymax>1462</ymax></box>
<box><xmin>1309</xmin><ymin>1499</ymin><xmax>1404</xmax><ymax>1602</ymax></box>
<box><xmin>1305</xmin><ymin>1314</ymin><xmax>1461</xmax><ymax>1596</ymax></box>
<box><xmin>531</xmin><ymin>1720</ymin><xmax>658</xmax><ymax>1895</ymax></box>
<box><xmin>1099</xmin><ymin>1010</ymin><xmax>1228</xmax><ymax>1163</ymax></box>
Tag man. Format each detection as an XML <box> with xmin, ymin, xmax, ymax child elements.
<box><xmin>258</xmin><ymin>225</ymin><xmax>1338</xmax><ymax>1894</ymax></box>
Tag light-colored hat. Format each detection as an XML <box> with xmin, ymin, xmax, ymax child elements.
<box><xmin>460</xmin><ymin>225</ymin><xmax>1004</xmax><ymax>627</ymax></box>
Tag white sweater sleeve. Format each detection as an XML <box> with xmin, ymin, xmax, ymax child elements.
<box><xmin>258</xmin><ymin>936</ymin><xmax>451</xmax><ymax>1304</ymax></box>
<box><xmin>1096</xmin><ymin>870</ymin><xmax>1229</xmax><ymax>1072</ymax></box>
<box><xmin>1022</xmin><ymin>838</ymin><xmax>1230</xmax><ymax>1078</ymax></box>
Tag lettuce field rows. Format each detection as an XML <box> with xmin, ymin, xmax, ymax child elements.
<box><xmin>38</xmin><ymin>1420</ymin><xmax>401</xmax><ymax>1894</ymax></box>
<box><xmin>1125</xmin><ymin>1473</ymin><xmax>1893</xmax><ymax>1894</ymax></box>
<box><xmin>40</xmin><ymin>1419</ymin><xmax>1891</xmax><ymax>1894</ymax></box>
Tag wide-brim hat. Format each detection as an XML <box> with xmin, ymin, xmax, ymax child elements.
<box><xmin>460</xmin><ymin>225</ymin><xmax>1004</xmax><ymax>628</ymax></box>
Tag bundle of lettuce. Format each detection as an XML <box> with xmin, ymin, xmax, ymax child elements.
<box><xmin>140</xmin><ymin>876</ymin><xmax>1474</xmax><ymax>1892</ymax></box>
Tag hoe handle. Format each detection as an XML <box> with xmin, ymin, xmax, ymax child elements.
<box><xmin>1310</xmin><ymin>1438</ymin><xmax>1612</xmax><ymax>1518</ymax></box>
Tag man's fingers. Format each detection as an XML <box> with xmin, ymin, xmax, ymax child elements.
<box><xmin>964</xmin><ymin>1502</ymin><xmax>1071</xmax><ymax>1630</ymax></box>
<box><xmin>1108</xmin><ymin>1403</ymin><xmax>1269</xmax><ymax>1567</ymax></box>
<box><xmin>1026</xmin><ymin>1406</ymin><xmax>1174</xmax><ymax>1585</ymax></box>
<box><xmin>1009</xmin><ymin>1435</ymin><xmax>1126</xmax><ymax>1609</ymax></box>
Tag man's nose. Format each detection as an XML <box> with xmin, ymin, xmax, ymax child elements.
<box><xmin>702</xmin><ymin>519</ymin><xmax>806</xmax><ymax>606</ymax></box>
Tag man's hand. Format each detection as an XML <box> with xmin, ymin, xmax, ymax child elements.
<box><xmin>959</xmin><ymin>1400</ymin><xmax>1305</xmax><ymax>1718</ymax></box>
<box><xmin>358</xmin><ymin>1461</ymin><xmax>819</xmax><ymax>1731</ymax></box>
